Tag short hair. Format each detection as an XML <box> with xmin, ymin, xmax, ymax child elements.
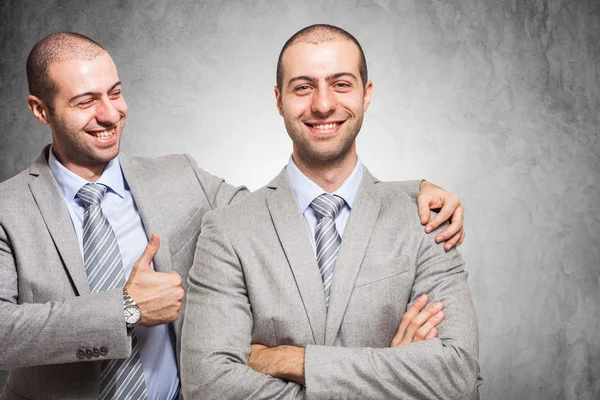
<box><xmin>26</xmin><ymin>32</ymin><xmax>105</xmax><ymax>110</ymax></box>
<box><xmin>276</xmin><ymin>24</ymin><xmax>368</xmax><ymax>90</ymax></box>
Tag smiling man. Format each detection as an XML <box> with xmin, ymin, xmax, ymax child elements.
<box><xmin>0</xmin><ymin>33</ymin><xmax>247</xmax><ymax>400</ymax></box>
<box><xmin>182</xmin><ymin>24</ymin><xmax>481</xmax><ymax>399</ymax></box>
<box><xmin>0</xmin><ymin>31</ymin><xmax>465</xmax><ymax>400</ymax></box>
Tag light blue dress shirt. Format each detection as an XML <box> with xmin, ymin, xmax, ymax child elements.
<box><xmin>285</xmin><ymin>156</ymin><xmax>363</xmax><ymax>253</ymax></box>
<box><xmin>48</xmin><ymin>149</ymin><xmax>179</xmax><ymax>400</ymax></box>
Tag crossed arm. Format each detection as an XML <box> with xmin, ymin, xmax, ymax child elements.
<box><xmin>248</xmin><ymin>293</ymin><xmax>446</xmax><ymax>384</ymax></box>
<box><xmin>181</xmin><ymin>209</ymin><xmax>479</xmax><ymax>399</ymax></box>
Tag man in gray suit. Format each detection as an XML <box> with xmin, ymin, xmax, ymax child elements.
<box><xmin>0</xmin><ymin>32</ymin><xmax>464</xmax><ymax>399</ymax></box>
<box><xmin>182</xmin><ymin>24</ymin><xmax>480</xmax><ymax>399</ymax></box>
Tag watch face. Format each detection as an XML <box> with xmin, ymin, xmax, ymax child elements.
<box><xmin>124</xmin><ymin>305</ymin><xmax>142</xmax><ymax>325</ymax></box>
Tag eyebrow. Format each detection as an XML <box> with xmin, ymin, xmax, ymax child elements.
<box><xmin>287</xmin><ymin>72</ymin><xmax>358</xmax><ymax>88</ymax></box>
<box><xmin>68</xmin><ymin>81</ymin><xmax>122</xmax><ymax>103</ymax></box>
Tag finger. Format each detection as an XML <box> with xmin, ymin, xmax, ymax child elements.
<box><xmin>444</xmin><ymin>232</ymin><xmax>459</xmax><ymax>251</ymax></box>
<box><xmin>135</xmin><ymin>233</ymin><xmax>160</xmax><ymax>270</ymax></box>
<box><xmin>417</xmin><ymin>197</ymin><xmax>432</xmax><ymax>226</ymax></box>
<box><xmin>424</xmin><ymin>327</ymin><xmax>438</xmax><ymax>340</ymax></box>
<box><xmin>400</xmin><ymin>302</ymin><xmax>444</xmax><ymax>345</ymax></box>
<box><xmin>437</xmin><ymin>205</ymin><xmax>464</xmax><ymax>245</ymax></box>
<box><xmin>169</xmin><ymin>271</ymin><xmax>183</xmax><ymax>287</ymax></box>
<box><xmin>425</xmin><ymin>195</ymin><xmax>460</xmax><ymax>233</ymax></box>
<box><xmin>457</xmin><ymin>230</ymin><xmax>466</xmax><ymax>247</ymax></box>
<box><xmin>391</xmin><ymin>294</ymin><xmax>428</xmax><ymax>347</ymax></box>
<box><xmin>435</xmin><ymin>205</ymin><xmax>464</xmax><ymax>245</ymax></box>
<box><xmin>173</xmin><ymin>286</ymin><xmax>185</xmax><ymax>302</ymax></box>
<box><xmin>413</xmin><ymin>310</ymin><xmax>445</xmax><ymax>342</ymax></box>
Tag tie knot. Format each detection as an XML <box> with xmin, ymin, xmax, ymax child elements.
<box><xmin>310</xmin><ymin>193</ymin><xmax>344</xmax><ymax>220</ymax></box>
<box><xmin>76</xmin><ymin>183</ymin><xmax>108</xmax><ymax>207</ymax></box>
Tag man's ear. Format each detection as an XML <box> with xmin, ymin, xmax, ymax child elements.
<box><xmin>274</xmin><ymin>85</ymin><xmax>284</xmax><ymax>117</ymax></box>
<box><xmin>363</xmin><ymin>80</ymin><xmax>373</xmax><ymax>112</ymax></box>
<box><xmin>27</xmin><ymin>95</ymin><xmax>50</xmax><ymax>125</ymax></box>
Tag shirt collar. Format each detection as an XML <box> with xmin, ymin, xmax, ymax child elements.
<box><xmin>285</xmin><ymin>155</ymin><xmax>363</xmax><ymax>215</ymax></box>
<box><xmin>48</xmin><ymin>146</ymin><xmax>126</xmax><ymax>202</ymax></box>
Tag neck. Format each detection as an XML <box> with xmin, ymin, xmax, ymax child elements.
<box><xmin>51</xmin><ymin>147</ymin><xmax>106</xmax><ymax>182</ymax></box>
<box><xmin>292</xmin><ymin>147</ymin><xmax>357</xmax><ymax>193</ymax></box>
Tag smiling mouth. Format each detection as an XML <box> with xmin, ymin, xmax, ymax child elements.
<box><xmin>88</xmin><ymin>125</ymin><xmax>117</xmax><ymax>138</ymax></box>
<box><xmin>305</xmin><ymin>121</ymin><xmax>343</xmax><ymax>130</ymax></box>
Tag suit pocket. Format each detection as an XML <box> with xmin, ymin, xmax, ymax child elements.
<box><xmin>168</xmin><ymin>207</ymin><xmax>204</xmax><ymax>257</ymax></box>
<box><xmin>354</xmin><ymin>256</ymin><xmax>412</xmax><ymax>288</ymax></box>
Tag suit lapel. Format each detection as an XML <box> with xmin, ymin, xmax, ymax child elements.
<box><xmin>28</xmin><ymin>148</ymin><xmax>89</xmax><ymax>295</ymax></box>
<box><xmin>265</xmin><ymin>170</ymin><xmax>327</xmax><ymax>345</ymax></box>
<box><xmin>118</xmin><ymin>154</ymin><xmax>173</xmax><ymax>273</ymax></box>
<box><xmin>325</xmin><ymin>169</ymin><xmax>381</xmax><ymax>345</ymax></box>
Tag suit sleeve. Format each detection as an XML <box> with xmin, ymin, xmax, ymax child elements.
<box><xmin>303</xmin><ymin>224</ymin><xmax>480</xmax><ymax>400</ymax></box>
<box><xmin>181</xmin><ymin>211</ymin><xmax>305</xmax><ymax>400</ymax></box>
<box><xmin>0</xmin><ymin>225</ymin><xmax>132</xmax><ymax>370</ymax></box>
<box><xmin>184</xmin><ymin>154</ymin><xmax>249</xmax><ymax>209</ymax></box>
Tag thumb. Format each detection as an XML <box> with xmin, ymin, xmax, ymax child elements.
<box><xmin>134</xmin><ymin>233</ymin><xmax>160</xmax><ymax>270</ymax></box>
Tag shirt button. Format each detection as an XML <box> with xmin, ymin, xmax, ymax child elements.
<box><xmin>92</xmin><ymin>348</ymin><xmax>100</xmax><ymax>357</ymax></box>
<box><xmin>100</xmin><ymin>346</ymin><xmax>109</xmax><ymax>356</ymax></box>
<box><xmin>85</xmin><ymin>349</ymin><xmax>93</xmax><ymax>359</ymax></box>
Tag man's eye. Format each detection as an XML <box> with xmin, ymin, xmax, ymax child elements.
<box><xmin>296</xmin><ymin>85</ymin><xmax>311</xmax><ymax>91</ymax></box>
<box><xmin>79</xmin><ymin>100</ymin><xmax>95</xmax><ymax>107</ymax></box>
<box><xmin>110</xmin><ymin>90</ymin><xmax>121</xmax><ymax>98</ymax></box>
<box><xmin>335</xmin><ymin>82</ymin><xmax>350</xmax><ymax>88</ymax></box>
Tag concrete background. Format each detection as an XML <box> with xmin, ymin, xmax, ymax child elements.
<box><xmin>1</xmin><ymin>0</ymin><xmax>599</xmax><ymax>398</ymax></box>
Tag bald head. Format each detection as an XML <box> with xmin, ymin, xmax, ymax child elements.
<box><xmin>276</xmin><ymin>24</ymin><xmax>368</xmax><ymax>90</ymax></box>
<box><xmin>26</xmin><ymin>32</ymin><xmax>106</xmax><ymax>110</ymax></box>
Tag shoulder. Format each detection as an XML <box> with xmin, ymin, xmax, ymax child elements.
<box><xmin>0</xmin><ymin>168</ymin><xmax>37</xmax><ymax>206</ymax></box>
<box><xmin>369</xmin><ymin>180</ymin><xmax>440</xmax><ymax>237</ymax></box>
<box><xmin>126</xmin><ymin>153</ymin><xmax>226</xmax><ymax>187</ymax></box>
<box><xmin>204</xmin><ymin>185</ymin><xmax>270</xmax><ymax>222</ymax></box>
<box><xmin>373</xmin><ymin>181</ymin><xmax>421</xmax><ymax>220</ymax></box>
<box><xmin>376</xmin><ymin>181</ymin><xmax>418</xmax><ymax>201</ymax></box>
<box><xmin>126</xmin><ymin>153</ymin><xmax>197</xmax><ymax>175</ymax></box>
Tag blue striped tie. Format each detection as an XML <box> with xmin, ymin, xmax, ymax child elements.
<box><xmin>310</xmin><ymin>193</ymin><xmax>345</xmax><ymax>307</ymax></box>
<box><xmin>77</xmin><ymin>183</ymin><xmax>148</xmax><ymax>400</ymax></box>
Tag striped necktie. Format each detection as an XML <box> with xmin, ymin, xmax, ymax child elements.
<box><xmin>76</xmin><ymin>183</ymin><xmax>148</xmax><ymax>400</ymax></box>
<box><xmin>310</xmin><ymin>193</ymin><xmax>345</xmax><ymax>307</ymax></box>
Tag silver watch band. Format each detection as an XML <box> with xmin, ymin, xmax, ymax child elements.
<box><xmin>123</xmin><ymin>288</ymin><xmax>137</xmax><ymax>307</ymax></box>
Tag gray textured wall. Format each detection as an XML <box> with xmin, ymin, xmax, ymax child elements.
<box><xmin>1</xmin><ymin>0</ymin><xmax>598</xmax><ymax>399</ymax></box>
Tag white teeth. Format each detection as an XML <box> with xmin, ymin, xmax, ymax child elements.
<box><xmin>93</xmin><ymin>127</ymin><xmax>115</xmax><ymax>138</ymax></box>
<box><xmin>313</xmin><ymin>123</ymin><xmax>338</xmax><ymax>130</ymax></box>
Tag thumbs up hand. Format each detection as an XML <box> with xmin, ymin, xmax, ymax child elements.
<box><xmin>124</xmin><ymin>234</ymin><xmax>185</xmax><ymax>326</ymax></box>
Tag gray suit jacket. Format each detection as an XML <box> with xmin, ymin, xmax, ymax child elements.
<box><xmin>0</xmin><ymin>146</ymin><xmax>246</xmax><ymax>400</ymax></box>
<box><xmin>182</xmin><ymin>168</ymin><xmax>480</xmax><ymax>399</ymax></box>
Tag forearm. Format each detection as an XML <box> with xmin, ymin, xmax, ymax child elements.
<box><xmin>304</xmin><ymin>339</ymin><xmax>479</xmax><ymax>399</ymax></box>
<box><xmin>184</xmin><ymin>351</ymin><xmax>305</xmax><ymax>400</ymax></box>
<box><xmin>250</xmin><ymin>345</ymin><xmax>306</xmax><ymax>385</ymax></box>
<box><xmin>0</xmin><ymin>288</ymin><xmax>130</xmax><ymax>369</ymax></box>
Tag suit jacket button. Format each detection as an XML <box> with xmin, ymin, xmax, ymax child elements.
<box><xmin>100</xmin><ymin>346</ymin><xmax>109</xmax><ymax>356</ymax></box>
<box><xmin>85</xmin><ymin>349</ymin><xmax>93</xmax><ymax>359</ymax></box>
<box><xmin>77</xmin><ymin>348</ymin><xmax>86</xmax><ymax>358</ymax></box>
<box><xmin>92</xmin><ymin>348</ymin><xmax>100</xmax><ymax>357</ymax></box>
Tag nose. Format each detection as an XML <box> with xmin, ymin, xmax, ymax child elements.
<box><xmin>311</xmin><ymin>87</ymin><xmax>336</xmax><ymax>116</ymax></box>
<box><xmin>95</xmin><ymin>97</ymin><xmax>121</xmax><ymax>126</ymax></box>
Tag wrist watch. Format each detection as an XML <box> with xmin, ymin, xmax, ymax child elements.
<box><xmin>123</xmin><ymin>288</ymin><xmax>142</xmax><ymax>328</ymax></box>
